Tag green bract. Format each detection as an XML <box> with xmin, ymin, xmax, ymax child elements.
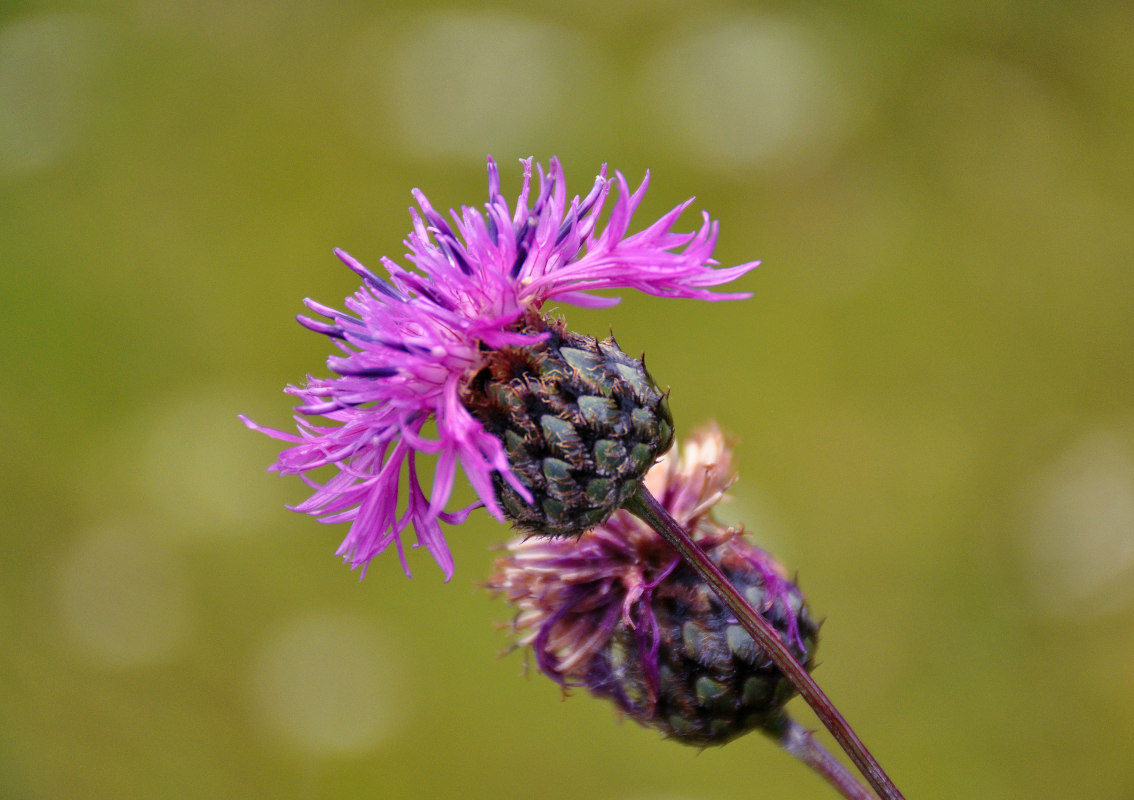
<box><xmin>462</xmin><ymin>314</ymin><xmax>674</xmax><ymax>537</ymax></box>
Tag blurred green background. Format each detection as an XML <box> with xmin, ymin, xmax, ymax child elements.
<box><xmin>2</xmin><ymin>1</ymin><xmax>1132</xmax><ymax>798</ymax></box>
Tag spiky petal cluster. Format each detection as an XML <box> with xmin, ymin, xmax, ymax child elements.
<box><xmin>242</xmin><ymin>158</ymin><xmax>759</xmax><ymax>579</ymax></box>
<box><xmin>487</xmin><ymin>426</ymin><xmax>816</xmax><ymax>744</ymax></box>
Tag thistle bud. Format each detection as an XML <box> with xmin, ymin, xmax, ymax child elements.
<box><xmin>587</xmin><ymin>534</ymin><xmax>816</xmax><ymax>744</ymax></box>
<box><xmin>487</xmin><ymin>427</ymin><xmax>818</xmax><ymax>745</ymax></box>
<box><xmin>462</xmin><ymin>314</ymin><xmax>674</xmax><ymax>536</ymax></box>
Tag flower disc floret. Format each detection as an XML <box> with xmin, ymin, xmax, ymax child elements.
<box><xmin>243</xmin><ymin>157</ymin><xmax>759</xmax><ymax>580</ymax></box>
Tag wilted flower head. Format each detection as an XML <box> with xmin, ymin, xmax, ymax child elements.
<box><xmin>488</xmin><ymin>426</ymin><xmax>817</xmax><ymax>745</ymax></box>
<box><xmin>243</xmin><ymin>157</ymin><xmax>758</xmax><ymax>579</ymax></box>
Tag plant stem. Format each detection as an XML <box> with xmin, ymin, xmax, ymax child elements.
<box><xmin>764</xmin><ymin>712</ymin><xmax>878</xmax><ymax>800</ymax></box>
<box><xmin>624</xmin><ymin>486</ymin><xmax>904</xmax><ymax>800</ymax></box>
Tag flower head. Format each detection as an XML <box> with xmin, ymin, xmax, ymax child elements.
<box><xmin>487</xmin><ymin>426</ymin><xmax>817</xmax><ymax>745</ymax></box>
<box><xmin>243</xmin><ymin>157</ymin><xmax>758</xmax><ymax>579</ymax></box>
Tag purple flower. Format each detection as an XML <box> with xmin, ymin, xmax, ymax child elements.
<box><xmin>487</xmin><ymin>426</ymin><xmax>816</xmax><ymax>744</ymax></box>
<box><xmin>242</xmin><ymin>157</ymin><xmax>758</xmax><ymax>580</ymax></box>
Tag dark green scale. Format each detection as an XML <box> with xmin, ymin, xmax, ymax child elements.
<box><xmin>585</xmin><ymin>546</ymin><xmax>819</xmax><ymax>746</ymax></box>
<box><xmin>461</xmin><ymin>315</ymin><xmax>674</xmax><ymax>536</ymax></box>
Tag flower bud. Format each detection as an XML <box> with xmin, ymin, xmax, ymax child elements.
<box><xmin>488</xmin><ymin>427</ymin><xmax>818</xmax><ymax>745</ymax></box>
<box><xmin>462</xmin><ymin>314</ymin><xmax>673</xmax><ymax>536</ymax></box>
<box><xmin>588</xmin><ymin>533</ymin><xmax>816</xmax><ymax>744</ymax></box>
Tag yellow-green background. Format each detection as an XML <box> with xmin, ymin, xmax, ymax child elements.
<box><xmin>2</xmin><ymin>2</ymin><xmax>1132</xmax><ymax>798</ymax></box>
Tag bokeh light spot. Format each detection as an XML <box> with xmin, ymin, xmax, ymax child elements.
<box><xmin>639</xmin><ymin>14</ymin><xmax>861</xmax><ymax>172</ymax></box>
<box><xmin>247</xmin><ymin>610</ymin><xmax>406</xmax><ymax>757</ymax></box>
<box><xmin>56</xmin><ymin>524</ymin><xmax>194</xmax><ymax>668</ymax></box>
<box><xmin>343</xmin><ymin>12</ymin><xmax>590</xmax><ymax>160</ymax></box>
<box><xmin>0</xmin><ymin>13</ymin><xmax>110</xmax><ymax>176</ymax></box>
<box><xmin>1022</xmin><ymin>427</ymin><xmax>1134</xmax><ymax>617</ymax></box>
<box><xmin>136</xmin><ymin>389</ymin><xmax>282</xmax><ymax>538</ymax></box>
<box><xmin>77</xmin><ymin>387</ymin><xmax>288</xmax><ymax>543</ymax></box>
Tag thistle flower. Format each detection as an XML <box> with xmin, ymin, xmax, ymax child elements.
<box><xmin>487</xmin><ymin>426</ymin><xmax>818</xmax><ymax>745</ymax></box>
<box><xmin>242</xmin><ymin>157</ymin><xmax>758</xmax><ymax>579</ymax></box>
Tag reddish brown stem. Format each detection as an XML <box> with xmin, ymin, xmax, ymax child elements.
<box><xmin>764</xmin><ymin>712</ymin><xmax>877</xmax><ymax>800</ymax></box>
<box><xmin>625</xmin><ymin>487</ymin><xmax>903</xmax><ymax>800</ymax></box>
